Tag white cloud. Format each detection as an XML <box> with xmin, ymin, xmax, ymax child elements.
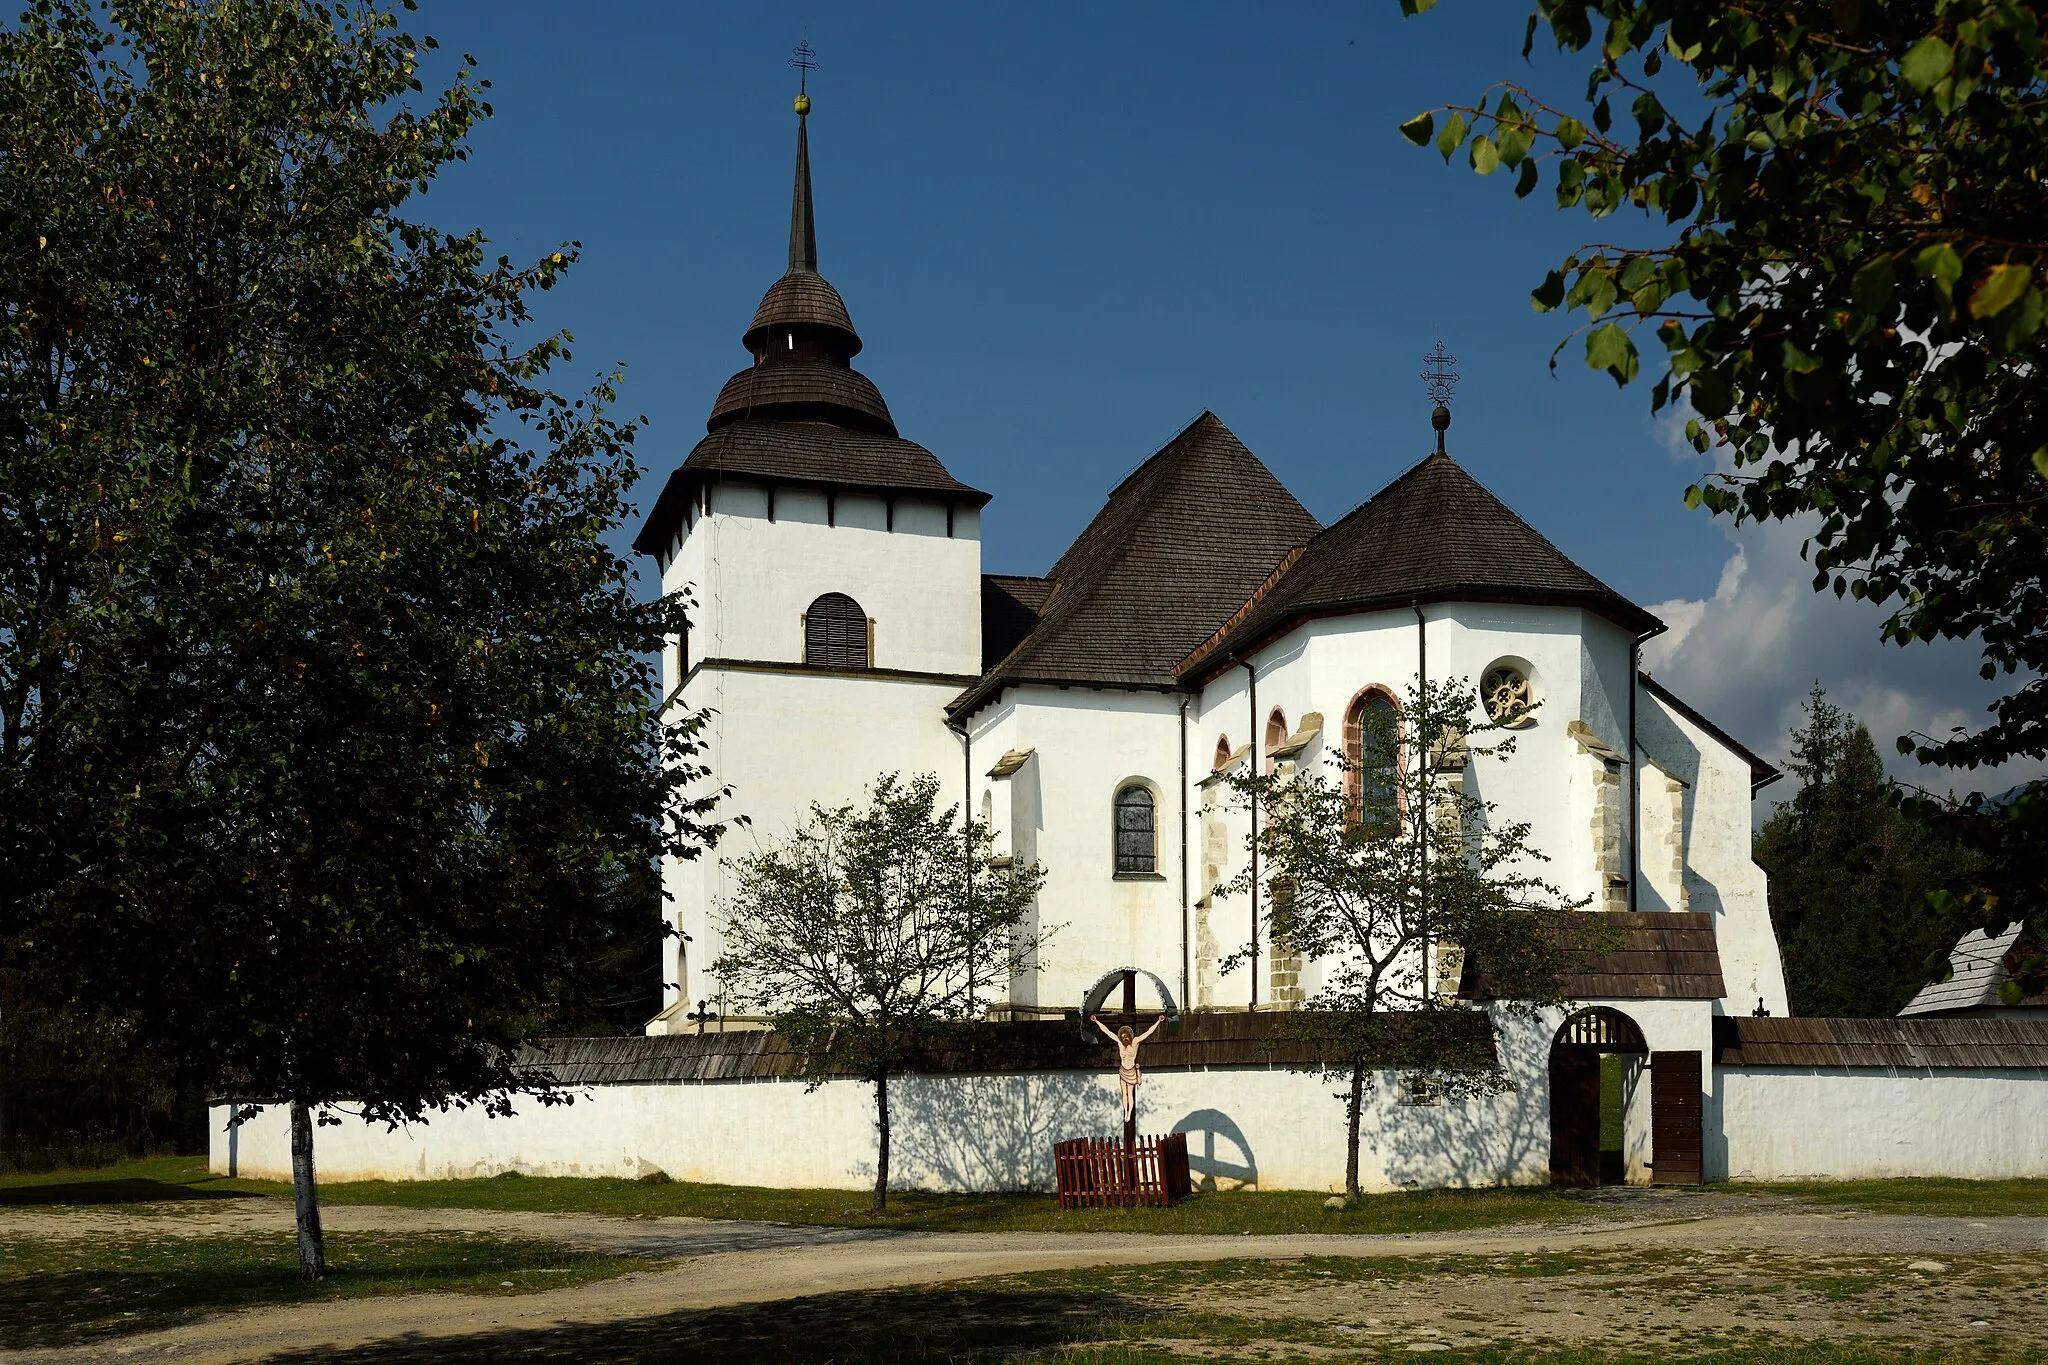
<box><xmin>1638</xmin><ymin>419</ymin><xmax>2033</xmax><ymax>808</ymax></box>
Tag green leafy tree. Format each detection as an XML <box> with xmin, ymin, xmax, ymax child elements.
<box><xmin>1402</xmin><ymin>0</ymin><xmax>2046</xmax><ymax>965</ymax></box>
<box><xmin>0</xmin><ymin>0</ymin><xmax>718</xmax><ymax>1276</ymax></box>
<box><xmin>1219</xmin><ymin>679</ymin><xmax>1599</xmax><ymax>1200</ymax></box>
<box><xmin>1755</xmin><ymin>686</ymin><xmax>1975</xmax><ymax>1017</ymax></box>
<box><xmin>713</xmin><ymin>773</ymin><xmax>1048</xmax><ymax>1213</ymax></box>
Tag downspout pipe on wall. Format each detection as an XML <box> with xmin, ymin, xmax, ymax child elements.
<box><xmin>1243</xmin><ymin>659</ymin><xmax>1259</xmax><ymax>1009</ymax></box>
<box><xmin>1178</xmin><ymin>692</ymin><xmax>1191</xmax><ymax>1012</ymax></box>
<box><xmin>947</xmin><ymin>714</ymin><xmax>975</xmax><ymax>1010</ymax></box>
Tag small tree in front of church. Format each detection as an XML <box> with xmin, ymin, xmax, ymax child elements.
<box><xmin>1219</xmin><ymin>678</ymin><xmax>1599</xmax><ymax>1200</ymax></box>
<box><xmin>713</xmin><ymin>773</ymin><xmax>1047</xmax><ymax>1212</ymax></box>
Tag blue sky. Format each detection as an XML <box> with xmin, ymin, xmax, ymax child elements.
<box><xmin>408</xmin><ymin>0</ymin><xmax>2020</xmax><ymax>793</ymax></box>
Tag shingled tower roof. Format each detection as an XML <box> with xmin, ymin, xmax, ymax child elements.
<box><xmin>635</xmin><ymin>92</ymin><xmax>985</xmax><ymax>559</ymax></box>
<box><xmin>1180</xmin><ymin>445</ymin><xmax>1662</xmax><ymax>679</ymax></box>
<box><xmin>951</xmin><ymin>412</ymin><xmax>1320</xmax><ymax>718</ymax></box>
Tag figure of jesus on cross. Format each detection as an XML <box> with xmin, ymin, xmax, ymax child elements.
<box><xmin>1091</xmin><ymin>1013</ymin><xmax>1164</xmax><ymax>1139</ymax></box>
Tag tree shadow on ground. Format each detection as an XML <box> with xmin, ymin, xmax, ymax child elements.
<box><xmin>268</xmin><ymin>1286</ymin><xmax>1156</xmax><ymax>1364</ymax></box>
<box><xmin>0</xmin><ymin>1177</ymin><xmax>262</xmax><ymax>1206</ymax></box>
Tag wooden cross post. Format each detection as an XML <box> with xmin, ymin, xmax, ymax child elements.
<box><xmin>1121</xmin><ymin>970</ymin><xmax>1138</xmax><ymax>1192</ymax></box>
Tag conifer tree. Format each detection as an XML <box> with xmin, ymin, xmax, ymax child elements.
<box><xmin>1755</xmin><ymin>687</ymin><xmax>1974</xmax><ymax>1018</ymax></box>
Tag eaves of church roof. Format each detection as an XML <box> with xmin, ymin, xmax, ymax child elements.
<box><xmin>1178</xmin><ymin>449</ymin><xmax>1665</xmax><ymax>682</ymax></box>
<box><xmin>950</xmin><ymin>411</ymin><xmax>1321</xmax><ymax>720</ymax></box>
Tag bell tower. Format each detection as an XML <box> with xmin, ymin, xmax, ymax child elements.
<box><xmin>635</xmin><ymin>67</ymin><xmax>989</xmax><ymax>1028</ymax></box>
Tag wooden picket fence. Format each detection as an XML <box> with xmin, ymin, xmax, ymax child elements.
<box><xmin>1053</xmin><ymin>1132</ymin><xmax>1193</xmax><ymax>1208</ymax></box>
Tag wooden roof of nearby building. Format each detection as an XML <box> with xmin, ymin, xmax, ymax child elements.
<box><xmin>520</xmin><ymin>1010</ymin><xmax>1496</xmax><ymax>1085</ymax></box>
<box><xmin>1459</xmin><ymin>912</ymin><xmax>1728</xmax><ymax>1003</ymax></box>
<box><xmin>950</xmin><ymin>411</ymin><xmax>1321</xmax><ymax>718</ymax></box>
<box><xmin>1181</xmin><ymin>451</ymin><xmax>1663</xmax><ymax>681</ymax></box>
<box><xmin>1898</xmin><ymin>925</ymin><xmax>2046</xmax><ymax>1016</ymax></box>
<box><xmin>1715</xmin><ymin>1015</ymin><xmax>2048</xmax><ymax>1068</ymax></box>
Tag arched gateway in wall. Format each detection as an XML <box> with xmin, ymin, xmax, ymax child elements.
<box><xmin>1548</xmin><ymin>1007</ymin><xmax>1704</xmax><ymax>1187</ymax></box>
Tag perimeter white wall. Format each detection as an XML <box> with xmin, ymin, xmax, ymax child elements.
<box><xmin>1711</xmin><ymin>1067</ymin><xmax>2048</xmax><ymax>1181</ymax></box>
<box><xmin>208</xmin><ymin>1062</ymin><xmax>1554</xmax><ymax>1194</ymax></box>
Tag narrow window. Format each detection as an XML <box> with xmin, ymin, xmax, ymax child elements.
<box><xmin>1265</xmin><ymin>707</ymin><xmax>1288</xmax><ymax>774</ymax></box>
<box><xmin>804</xmin><ymin>592</ymin><xmax>869</xmax><ymax>669</ymax></box>
<box><xmin>1213</xmin><ymin>735</ymin><xmax>1232</xmax><ymax>771</ymax></box>
<box><xmin>678</xmin><ymin>622</ymin><xmax>690</xmax><ymax>679</ymax></box>
<box><xmin>1114</xmin><ymin>784</ymin><xmax>1156</xmax><ymax>875</ymax></box>
<box><xmin>1344</xmin><ymin>691</ymin><xmax>1400</xmax><ymax>829</ymax></box>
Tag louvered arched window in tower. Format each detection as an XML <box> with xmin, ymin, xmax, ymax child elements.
<box><xmin>804</xmin><ymin>592</ymin><xmax>870</xmax><ymax>669</ymax></box>
<box><xmin>1113</xmin><ymin>783</ymin><xmax>1157</xmax><ymax>876</ymax></box>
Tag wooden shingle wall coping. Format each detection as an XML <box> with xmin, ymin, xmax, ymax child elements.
<box><xmin>521</xmin><ymin>1011</ymin><xmax>1496</xmax><ymax>1087</ymax></box>
<box><xmin>1715</xmin><ymin>1015</ymin><xmax>2048</xmax><ymax>1069</ymax></box>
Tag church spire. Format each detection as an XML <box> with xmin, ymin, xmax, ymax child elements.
<box><xmin>788</xmin><ymin>95</ymin><xmax>818</xmax><ymax>273</ymax></box>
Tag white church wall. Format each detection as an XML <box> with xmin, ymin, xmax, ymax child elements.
<box><xmin>1636</xmin><ymin>688</ymin><xmax>1788</xmax><ymax>1016</ymax></box>
<box><xmin>661</xmin><ymin>484</ymin><xmax>981</xmax><ymax>677</ymax></box>
<box><xmin>656</xmin><ymin>667</ymin><xmax>970</xmax><ymax>1025</ymax></box>
<box><xmin>972</xmin><ymin>686</ymin><xmax>1189</xmax><ymax>1014</ymax></box>
<box><xmin>207</xmin><ymin>1061</ymin><xmax>1554</xmax><ymax>1193</ymax></box>
<box><xmin>1710</xmin><ymin>1067</ymin><xmax>2048</xmax><ymax>1181</ymax></box>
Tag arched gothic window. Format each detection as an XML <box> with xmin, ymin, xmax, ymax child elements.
<box><xmin>1113</xmin><ymin>783</ymin><xmax>1157</xmax><ymax>875</ymax></box>
<box><xmin>803</xmin><ymin>592</ymin><xmax>869</xmax><ymax>669</ymax></box>
<box><xmin>1213</xmin><ymin>735</ymin><xmax>1233</xmax><ymax>771</ymax></box>
<box><xmin>1264</xmin><ymin>707</ymin><xmax>1288</xmax><ymax>774</ymax></box>
<box><xmin>1344</xmin><ymin>690</ymin><xmax>1400</xmax><ymax>829</ymax></box>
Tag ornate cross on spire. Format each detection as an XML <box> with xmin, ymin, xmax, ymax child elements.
<box><xmin>789</xmin><ymin>37</ymin><xmax>818</xmax><ymax>102</ymax></box>
<box><xmin>1421</xmin><ymin>338</ymin><xmax>1459</xmax><ymax>455</ymax></box>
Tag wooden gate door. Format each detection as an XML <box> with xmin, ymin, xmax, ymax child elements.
<box><xmin>1548</xmin><ymin>1047</ymin><xmax>1600</xmax><ymax>1187</ymax></box>
<box><xmin>1649</xmin><ymin>1050</ymin><xmax>1703</xmax><ymax>1185</ymax></box>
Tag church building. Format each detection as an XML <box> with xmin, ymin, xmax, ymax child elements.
<box><xmin>635</xmin><ymin>90</ymin><xmax>1791</xmax><ymax>1065</ymax></box>
<box><xmin>211</xmin><ymin>87</ymin><xmax>2048</xmax><ymax>1195</ymax></box>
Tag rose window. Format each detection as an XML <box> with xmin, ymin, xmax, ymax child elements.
<box><xmin>1483</xmin><ymin>665</ymin><xmax>1534</xmax><ymax>726</ymax></box>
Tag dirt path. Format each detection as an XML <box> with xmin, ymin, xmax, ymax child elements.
<box><xmin>5</xmin><ymin>1200</ymin><xmax>2046</xmax><ymax>1363</ymax></box>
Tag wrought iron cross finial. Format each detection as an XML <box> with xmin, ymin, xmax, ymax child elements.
<box><xmin>788</xmin><ymin>37</ymin><xmax>819</xmax><ymax>94</ymax></box>
<box><xmin>1421</xmin><ymin>338</ymin><xmax>1460</xmax><ymax>407</ymax></box>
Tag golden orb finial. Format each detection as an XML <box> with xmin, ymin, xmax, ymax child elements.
<box><xmin>794</xmin><ymin>92</ymin><xmax>811</xmax><ymax>116</ymax></box>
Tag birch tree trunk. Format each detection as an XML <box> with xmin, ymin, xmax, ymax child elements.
<box><xmin>289</xmin><ymin>1099</ymin><xmax>326</xmax><ymax>1280</ymax></box>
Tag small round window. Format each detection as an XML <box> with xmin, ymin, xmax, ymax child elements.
<box><xmin>1482</xmin><ymin>661</ymin><xmax>1536</xmax><ymax>727</ymax></box>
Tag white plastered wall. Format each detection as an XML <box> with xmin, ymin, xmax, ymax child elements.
<box><xmin>661</xmin><ymin>667</ymin><xmax>971</xmax><ymax>1025</ymax></box>
<box><xmin>660</xmin><ymin>481</ymin><xmax>982</xmax><ymax>678</ymax></box>
<box><xmin>965</xmin><ymin>686</ymin><xmax>1189</xmax><ymax>1015</ymax></box>
<box><xmin>1635</xmin><ymin>687</ymin><xmax>1789</xmax><ymax>1016</ymax></box>
<box><xmin>1711</xmin><ymin>1067</ymin><xmax>2048</xmax><ymax>1180</ymax></box>
<box><xmin>207</xmin><ymin>1058</ymin><xmax>1555</xmax><ymax>1194</ymax></box>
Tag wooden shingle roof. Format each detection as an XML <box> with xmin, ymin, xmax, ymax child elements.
<box><xmin>1898</xmin><ymin>925</ymin><xmax>2046</xmax><ymax>1016</ymax></box>
<box><xmin>1459</xmin><ymin>912</ymin><xmax>1727</xmax><ymax>1003</ymax></box>
<box><xmin>950</xmin><ymin>412</ymin><xmax>1320</xmax><ymax>718</ymax></box>
<box><xmin>1182</xmin><ymin>451</ymin><xmax>1663</xmax><ymax>679</ymax></box>
<box><xmin>520</xmin><ymin>1010</ymin><xmax>1495</xmax><ymax>1084</ymax></box>
<box><xmin>1715</xmin><ymin>1015</ymin><xmax>2048</xmax><ymax>1068</ymax></box>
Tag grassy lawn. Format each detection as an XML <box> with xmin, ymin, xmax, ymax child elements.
<box><xmin>7</xmin><ymin>1154</ymin><xmax>2046</xmax><ymax>1236</ymax></box>
<box><xmin>1</xmin><ymin>1153</ymin><xmax>1608</xmax><ymax>1236</ymax></box>
<box><xmin>1720</xmin><ymin>1177</ymin><xmax>2048</xmax><ymax>1220</ymax></box>
<box><xmin>0</xmin><ymin>1229</ymin><xmax>644</xmax><ymax>1350</ymax></box>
